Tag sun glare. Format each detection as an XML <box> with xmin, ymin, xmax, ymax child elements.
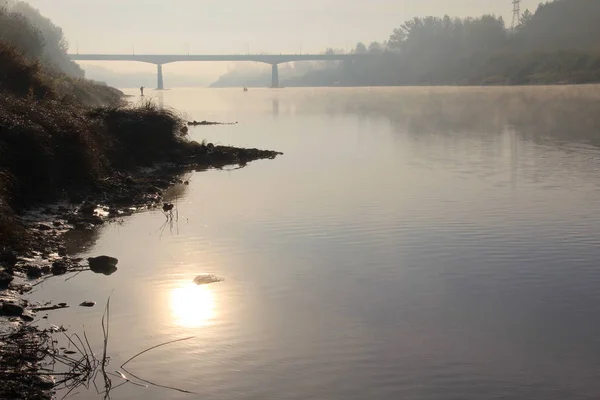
<box><xmin>170</xmin><ymin>283</ymin><xmax>215</xmax><ymax>328</ymax></box>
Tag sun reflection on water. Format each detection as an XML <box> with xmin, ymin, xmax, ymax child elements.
<box><xmin>170</xmin><ymin>283</ymin><xmax>215</xmax><ymax>328</ymax></box>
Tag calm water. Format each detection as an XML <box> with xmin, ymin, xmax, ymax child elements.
<box><xmin>32</xmin><ymin>86</ymin><xmax>600</xmax><ymax>400</ymax></box>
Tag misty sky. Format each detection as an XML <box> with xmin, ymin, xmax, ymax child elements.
<box><xmin>24</xmin><ymin>0</ymin><xmax>536</xmax><ymax>81</ymax></box>
<box><xmin>26</xmin><ymin>0</ymin><xmax>536</xmax><ymax>54</ymax></box>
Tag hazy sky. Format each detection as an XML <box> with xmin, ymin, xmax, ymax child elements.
<box><xmin>24</xmin><ymin>0</ymin><xmax>536</xmax><ymax>81</ymax></box>
<box><xmin>27</xmin><ymin>0</ymin><xmax>535</xmax><ymax>54</ymax></box>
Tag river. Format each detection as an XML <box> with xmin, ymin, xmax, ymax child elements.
<box><xmin>31</xmin><ymin>86</ymin><xmax>600</xmax><ymax>400</ymax></box>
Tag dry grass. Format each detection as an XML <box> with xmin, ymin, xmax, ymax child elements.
<box><xmin>0</xmin><ymin>44</ymin><xmax>188</xmax><ymax>246</ymax></box>
<box><xmin>0</xmin><ymin>298</ymin><xmax>196</xmax><ymax>400</ymax></box>
<box><xmin>89</xmin><ymin>100</ymin><xmax>187</xmax><ymax>167</ymax></box>
<box><xmin>0</xmin><ymin>324</ymin><xmax>58</xmax><ymax>399</ymax></box>
<box><xmin>0</xmin><ymin>42</ymin><xmax>51</xmax><ymax>99</ymax></box>
<box><xmin>0</xmin><ymin>38</ymin><xmax>281</xmax><ymax>248</ymax></box>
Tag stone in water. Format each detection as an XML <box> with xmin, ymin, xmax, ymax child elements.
<box><xmin>193</xmin><ymin>274</ymin><xmax>223</xmax><ymax>285</ymax></box>
<box><xmin>88</xmin><ymin>256</ymin><xmax>118</xmax><ymax>275</ymax></box>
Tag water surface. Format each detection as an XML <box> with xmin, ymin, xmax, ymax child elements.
<box><xmin>32</xmin><ymin>86</ymin><xmax>600</xmax><ymax>400</ymax></box>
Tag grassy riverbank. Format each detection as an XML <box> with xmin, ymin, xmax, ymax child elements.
<box><xmin>0</xmin><ymin>43</ymin><xmax>280</xmax><ymax>249</ymax></box>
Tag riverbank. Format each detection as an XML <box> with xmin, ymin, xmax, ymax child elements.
<box><xmin>0</xmin><ymin>44</ymin><xmax>282</xmax><ymax>399</ymax></box>
<box><xmin>0</xmin><ymin>148</ymin><xmax>280</xmax><ymax>399</ymax></box>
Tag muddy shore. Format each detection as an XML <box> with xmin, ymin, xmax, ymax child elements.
<box><xmin>0</xmin><ymin>144</ymin><xmax>282</xmax><ymax>399</ymax></box>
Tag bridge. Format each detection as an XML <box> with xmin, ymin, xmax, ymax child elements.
<box><xmin>68</xmin><ymin>53</ymin><xmax>367</xmax><ymax>89</ymax></box>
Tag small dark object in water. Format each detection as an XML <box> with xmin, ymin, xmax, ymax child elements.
<box><xmin>64</xmin><ymin>350</ymin><xmax>77</xmax><ymax>355</ymax></box>
<box><xmin>188</xmin><ymin>120</ymin><xmax>236</xmax><ymax>126</ymax></box>
<box><xmin>79</xmin><ymin>301</ymin><xmax>96</xmax><ymax>307</ymax></box>
<box><xmin>88</xmin><ymin>256</ymin><xmax>119</xmax><ymax>275</ymax></box>
<box><xmin>206</xmin><ymin>143</ymin><xmax>215</xmax><ymax>154</ymax></box>
<box><xmin>193</xmin><ymin>274</ymin><xmax>224</xmax><ymax>285</ymax></box>
<box><xmin>31</xmin><ymin>304</ymin><xmax>69</xmax><ymax>311</ymax></box>
<box><xmin>163</xmin><ymin>203</ymin><xmax>174</xmax><ymax>212</ymax></box>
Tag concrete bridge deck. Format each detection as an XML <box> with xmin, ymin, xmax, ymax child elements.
<box><xmin>68</xmin><ymin>53</ymin><xmax>368</xmax><ymax>89</ymax></box>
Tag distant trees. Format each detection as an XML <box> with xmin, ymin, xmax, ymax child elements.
<box><xmin>513</xmin><ymin>0</ymin><xmax>600</xmax><ymax>52</ymax></box>
<box><xmin>519</xmin><ymin>9</ymin><xmax>533</xmax><ymax>27</ymax></box>
<box><xmin>368</xmin><ymin>42</ymin><xmax>384</xmax><ymax>54</ymax></box>
<box><xmin>0</xmin><ymin>0</ymin><xmax>83</xmax><ymax>77</ymax></box>
<box><xmin>282</xmin><ymin>0</ymin><xmax>600</xmax><ymax>87</ymax></box>
<box><xmin>354</xmin><ymin>42</ymin><xmax>368</xmax><ymax>54</ymax></box>
<box><xmin>0</xmin><ymin>6</ymin><xmax>45</xmax><ymax>60</ymax></box>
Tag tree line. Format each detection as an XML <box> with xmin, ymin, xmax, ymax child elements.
<box><xmin>0</xmin><ymin>0</ymin><xmax>84</xmax><ymax>78</ymax></box>
<box><xmin>286</xmin><ymin>0</ymin><xmax>600</xmax><ymax>86</ymax></box>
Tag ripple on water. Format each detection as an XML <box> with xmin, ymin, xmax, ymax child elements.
<box><xmin>38</xmin><ymin>87</ymin><xmax>600</xmax><ymax>400</ymax></box>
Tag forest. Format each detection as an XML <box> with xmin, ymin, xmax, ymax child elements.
<box><xmin>215</xmin><ymin>0</ymin><xmax>600</xmax><ymax>87</ymax></box>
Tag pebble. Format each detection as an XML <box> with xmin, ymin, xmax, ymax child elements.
<box><xmin>0</xmin><ymin>271</ymin><xmax>13</xmax><ymax>287</ymax></box>
<box><xmin>26</xmin><ymin>266</ymin><xmax>43</xmax><ymax>279</ymax></box>
<box><xmin>85</xmin><ymin>215</ymin><xmax>104</xmax><ymax>225</ymax></box>
<box><xmin>51</xmin><ymin>261</ymin><xmax>68</xmax><ymax>275</ymax></box>
<box><xmin>20</xmin><ymin>310</ymin><xmax>35</xmax><ymax>322</ymax></box>
<box><xmin>2</xmin><ymin>302</ymin><xmax>24</xmax><ymax>316</ymax></box>
<box><xmin>36</xmin><ymin>375</ymin><xmax>55</xmax><ymax>389</ymax></box>
<box><xmin>37</xmin><ymin>223</ymin><xmax>53</xmax><ymax>231</ymax></box>
<box><xmin>79</xmin><ymin>201</ymin><xmax>97</xmax><ymax>216</ymax></box>
<box><xmin>0</xmin><ymin>250</ymin><xmax>17</xmax><ymax>267</ymax></box>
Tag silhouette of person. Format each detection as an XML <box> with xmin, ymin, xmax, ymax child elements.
<box><xmin>140</xmin><ymin>86</ymin><xmax>144</xmax><ymax>96</ymax></box>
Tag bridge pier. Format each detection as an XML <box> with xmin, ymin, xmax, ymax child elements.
<box><xmin>156</xmin><ymin>64</ymin><xmax>164</xmax><ymax>90</ymax></box>
<box><xmin>271</xmin><ymin>64</ymin><xmax>280</xmax><ymax>88</ymax></box>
